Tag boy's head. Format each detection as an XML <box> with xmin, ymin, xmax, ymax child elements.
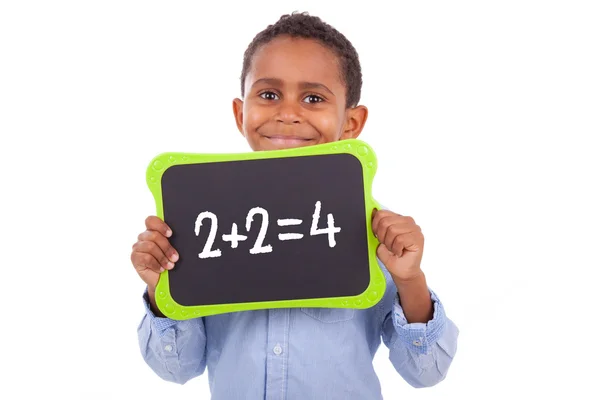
<box><xmin>233</xmin><ymin>12</ymin><xmax>368</xmax><ymax>151</ymax></box>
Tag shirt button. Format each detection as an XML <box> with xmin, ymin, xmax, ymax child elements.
<box><xmin>164</xmin><ymin>344</ymin><xmax>173</xmax><ymax>352</ymax></box>
<box><xmin>413</xmin><ymin>340</ymin><xmax>422</xmax><ymax>346</ymax></box>
<box><xmin>273</xmin><ymin>345</ymin><xmax>283</xmax><ymax>355</ymax></box>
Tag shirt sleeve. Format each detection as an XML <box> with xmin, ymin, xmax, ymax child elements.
<box><xmin>381</xmin><ymin>288</ymin><xmax>459</xmax><ymax>388</ymax></box>
<box><xmin>137</xmin><ymin>289</ymin><xmax>208</xmax><ymax>384</ymax></box>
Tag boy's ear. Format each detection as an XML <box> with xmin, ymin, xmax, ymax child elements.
<box><xmin>232</xmin><ymin>98</ymin><xmax>245</xmax><ymax>137</ymax></box>
<box><xmin>340</xmin><ymin>105</ymin><xmax>368</xmax><ymax>140</ymax></box>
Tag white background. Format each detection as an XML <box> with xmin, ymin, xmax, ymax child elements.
<box><xmin>1</xmin><ymin>1</ymin><xmax>599</xmax><ymax>399</ymax></box>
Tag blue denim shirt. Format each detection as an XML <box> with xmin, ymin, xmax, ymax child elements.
<box><xmin>137</xmin><ymin>259</ymin><xmax>459</xmax><ymax>399</ymax></box>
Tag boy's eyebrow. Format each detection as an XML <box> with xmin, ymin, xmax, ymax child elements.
<box><xmin>299</xmin><ymin>81</ymin><xmax>335</xmax><ymax>97</ymax></box>
<box><xmin>252</xmin><ymin>78</ymin><xmax>335</xmax><ymax>97</ymax></box>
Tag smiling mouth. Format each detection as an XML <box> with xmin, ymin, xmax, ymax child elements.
<box><xmin>264</xmin><ymin>135</ymin><xmax>315</xmax><ymax>145</ymax></box>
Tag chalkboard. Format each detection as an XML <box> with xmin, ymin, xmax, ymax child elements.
<box><xmin>146</xmin><ymin>139</ymin><xmax>386</xmax><ymax>320</ymax></box>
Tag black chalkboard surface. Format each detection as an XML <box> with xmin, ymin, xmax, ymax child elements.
<box><xmin>146</xmin><ymin>139</ymin><xmax>386</xmax><ymax>319</ymax></box>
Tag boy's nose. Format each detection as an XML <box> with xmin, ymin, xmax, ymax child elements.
<box><xmin>276</xmin><ymin>101</ymin><xmax>302</xmax><ymax>124</ymax></box>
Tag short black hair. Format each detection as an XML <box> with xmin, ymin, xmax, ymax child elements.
<box><xmin>240</xmin><ymin>12</ymin><xmax>362</xmax><ymax>108</ymax></box>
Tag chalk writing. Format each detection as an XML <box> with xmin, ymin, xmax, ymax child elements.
<box><xmin>194</xmin><ymin>201</ymin><xmax>341</xmax><ymax>259</ymax></box>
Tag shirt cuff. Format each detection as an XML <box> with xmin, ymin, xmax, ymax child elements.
<box><xmin>142</xmin><ymin>288</ymin><xmax>180</xmax><ymax>335</ymax></box>
<box><xmin>392</xmin><ymin>289</ymin><xmax>447</xmax><ymax>354</ymax></box>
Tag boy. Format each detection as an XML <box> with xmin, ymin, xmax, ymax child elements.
<box><xmin>132</xmin><ymin>12</ymin><xmax>458</xmax><ymax>399</ymax></box>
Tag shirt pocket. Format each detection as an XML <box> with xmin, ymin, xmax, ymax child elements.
<box><xmin>300</xmin><ymin>307</ymin><xmax>355</xmax><ymax>323</ymax></box>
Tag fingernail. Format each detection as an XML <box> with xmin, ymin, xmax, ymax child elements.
<box><xmin>167</xmin><ymin>262</ymin><xmax>174</xmax><ymax>269</ymax></box>
<box><xmin>159</xmin><ymin>267</ymin><xmax>165</xmax><ymax>273</ymax></box>
<box><xmin>171</xmin><ymin>253</ymin><xmax>179</xmax><ymax>262</ymax></box>
<box><xmin>166</xmin><ymin>229</ymin><xmax>172</xmax><ymax>237</ymax></box>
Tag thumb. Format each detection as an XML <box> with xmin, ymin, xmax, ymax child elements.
<box><xmin>376</xmin><ymin>243</ymin><xmax>394</xmax><ymax>264</ymax></box>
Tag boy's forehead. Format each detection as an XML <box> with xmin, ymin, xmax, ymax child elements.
<box><xmin>246</xmin><ymin>37</ymin><xmax>344</xmax><ymax>91</ymax></box>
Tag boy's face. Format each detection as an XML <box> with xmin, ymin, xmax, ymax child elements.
<box><xmin>233</xmin><ymin>36</ymin><xmax>368</xmax><ymax>151</ymax></box>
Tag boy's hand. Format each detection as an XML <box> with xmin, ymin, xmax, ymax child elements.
<box><xmin>371</xmin><ymin>210</ymin><xmax>424</xmax><ymax>282</ymax></box>
<box><xmin>130</xmin><ymin>216</ymin><xmax>178</xmax><ymax>291</ymax></box>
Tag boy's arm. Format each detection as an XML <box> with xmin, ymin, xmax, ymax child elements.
<box><xmin>147</xmin><ymin>289</ymin><xmax>167</xmax><ymax>317</ymax></box>
<box><xmin>371</xmin><ymin>208</ymin><xmax>458</xmax><ymax>387</ymax></box>
<box><xmin>380</xmin><ymin>271</ymin><xmax>459</xmax><ymax>388</ymax></box>
<box><xmin>137</xmin><ymin>287</ymin><xmax>208</xmax><ymax>384</ymax></box>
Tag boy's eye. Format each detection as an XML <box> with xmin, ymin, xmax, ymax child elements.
<box><xmin>260</xmin><ymin>91</ymin><xmax>279</xmax><ymax>100</ymax></box>
<box><xmin>303</xmin><ymin>94</ymin><xmax>324</xmax><ymax>104</ymax></box>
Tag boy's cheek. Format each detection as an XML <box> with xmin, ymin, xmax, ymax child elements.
<box><xmin>242</xmin><ymin>106</ymin><xmax>267</xmax><ymax>132</ymax></box>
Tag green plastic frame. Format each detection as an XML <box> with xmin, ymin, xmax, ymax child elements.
<box><xmin>146</xmin><ymin>138</ymin><xmax>385</xmax><ymax>320</ymax></box>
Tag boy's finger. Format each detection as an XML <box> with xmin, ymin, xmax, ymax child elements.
<box><xmin>145</xmin><ymin>216</ymin><xmax>172</xmax><ymax>238</ymax></box>
<box><xmin>371</xmin><ymin>209</ymin><xmax>393</xmax><ymax>232</ymax></box>
<box><xmin>390</xmin><ymin>235</ymin><xmax>406</xmax><ymax>257</ymax></box>
<box><xmin>373</xmin><ymin>215</ymin><xmax>394</xmax><ymax>242</ymax></box>
<box><xmin>138</xmin><ymin>230</ymin><xmax>179</xmax><ymax>263</ymax></box>
<box><xmin>131</xmin><ymin>251</ymin><xmax>164</xmax><ymax>274</ymax></box>
<box><xmin>133</xmin><ymin>241</ymin><xmax>175</xmax><ymax>270</ymax></box>
<box><xmin>384</xmin><ymin>227</ymin><xmax>403</xmax><ymax>253</ymax></box>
